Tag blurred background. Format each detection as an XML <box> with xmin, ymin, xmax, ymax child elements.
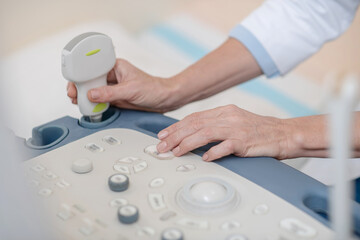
<box><xmin>0</xmin><ymin>0</ymin><xmax>359</xmax><ymax>186</ymax></box>
<box><xmin>1</xmin><ymin>0</ymin><xmax>359</xmax><ymax>80</ymax></box>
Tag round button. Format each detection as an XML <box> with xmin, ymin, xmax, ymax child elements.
<box><xmin>108</xmin><ymin>174</ymin><xmax>129</xmax><ymax>192</ymax></box>
<box><xmin>118</xmin><ymin>205</ymin><xmax>139</xmax><ymax>224</ymax></box>
<box><xmin>176</xmin><ymin>177</ymin><xmax>238</xmax><ymax>215</ymax></box>
<box><xmin>191</xmin><ymin>181</ymin><xmax>227</xmax><ymax>203</ymax></box>
<box><xmin>144</xmin><ymin>145</ymin><xmax>174</xmax><ymax>160</ymax></box>
<box><xmin>226</xmin><ymin>234</ymin><xmax>248</xmax><ymax>240</ymax></box>
<box><xmin>253</xmin><ymin>204</ymin><xmax>269</xmax><ymax>215</ymax></box>
<box><xmin>149</xmin><ymin>177</ymin><xmax>165</xmax><ymax>188</ymax></box>
<box><xmin>161</xmin><ymin>228</ymin><xmax>184</xmax><ymax>240</ymax></box>
<box><xmin>72</xmin><ymin>159</ymin><xmax>93</xmax><ymax>174</ymax></box>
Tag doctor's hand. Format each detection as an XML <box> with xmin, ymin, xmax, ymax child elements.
<box><xmin>157</xmin><ymin>104</ymin><xmax>296</xmax><ymax>161</ymax></box>
<box><xmin>67</xmin><ymin>59</ymin><xmax>181</xmax><ymax>112</ymax></box>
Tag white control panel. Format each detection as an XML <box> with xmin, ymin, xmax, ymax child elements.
<box><xmin>24</xmin><ymin>128</ymin><xmax>334</xmax><ymax>239</ymax></box>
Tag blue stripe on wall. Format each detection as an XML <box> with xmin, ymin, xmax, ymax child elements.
<box><xmin>150</xmin><ymin>25</ymin><xmax>318</xmax><ymax>117</ymax></box>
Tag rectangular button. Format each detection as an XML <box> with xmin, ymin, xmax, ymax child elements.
<box><xmin>43</xmin><ymin>171</ymin><xmax>58</xmax><ymax>180</ymax></box>
<box><xmin>56</xmin><ymin>179</ymin><xmax>70</xmax><ymax>189</ymax></box>
<box><xmin>57</xmin><ymin>210</ymin><xmax>74</xmax><ymax>221</ymax></box>
<box><xmin>177</xmin><ymin>218</ymin><xmax>209</xmax><ymax>229</ymax></box>
<box><xmin>148</xmin><ymin>193</ymin><xmax>166</xmax><ymax>211</ymax></box>
<box><xmin>31</xmin><ymin>164</ymin><xmax>46</xmax><ymax>172</ymax></box>
<box><xmin>85</xmin><ymin>143</ymin><xmax>104</xmax><ymax>153</ymax></box>
<box><xmin>133</xmin><ymin>161</ymin><xmax>148</xmax><ymax>173</ymax></box>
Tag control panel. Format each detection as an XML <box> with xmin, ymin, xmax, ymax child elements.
<box><xmin>24</xmin><ymin>128</ymin><xmax>334</xmax><ymax>240</ymax></box>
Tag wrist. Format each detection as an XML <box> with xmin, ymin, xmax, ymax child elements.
<box><xmin>280</xmin><ymin>115</ymin><xmax>329</xmax><ymax>159</ymax></box>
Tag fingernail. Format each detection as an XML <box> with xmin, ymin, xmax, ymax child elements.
<box><xmin>90</xmin><ymin>89</ymin><xmax>100</xmax><ymax>99</ymax></box>
<box><xmin>202</xmin><ymin>153</ymin><xmax>209</xmax><ymax>161</ymax></box>
<box><xmin>158</xmin><ymin>131</ymin><xmax>168</xmax><ymax>139</ymax></box>
<box><xmin>157</xmin><ymin>141</ymin><xmax>167</xmax><ymax>151</ymax></box>
<box><xmin>173</xmin><ymin>146</ymin><xmax>180</xmax><ymax>155</ymax></box>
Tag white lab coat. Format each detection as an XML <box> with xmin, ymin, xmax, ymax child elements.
<box><xmin>240</xmin><ymin>0</ymin><xmax>359</xmax><ymax>75</ymax></box>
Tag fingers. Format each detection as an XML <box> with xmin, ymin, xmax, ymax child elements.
<box><xmin>107</xmin><ymin>59</ymin><xmax>127</xmax><ymax>84</ymax></box>
<box><xmin>87</xmin><ymin>82</ymin><xmax>134</xmax><ymax>103</ymax></box>
<box><xmin>158</xmin><ymin>107</ymin><xmax>222</xmax><ymax>140</ymax></box>
<box><xmin>67</xmin><ymin>82</ymin><xmax>78</xmax><ymax>104</ymax></box>
<box><xmin>203</xmin><ymin>140</ymin><xmax>236</xmax><ymax>162</ymax></box>
<box><xmin>157</xmin><ymin>118</ymin><xmax>217</xmax><ymax>152</ymax></box>
<box><xmin>171</xmin><ymin>127</ymin><xmax>231</xmax><ymax>157</ymax></box>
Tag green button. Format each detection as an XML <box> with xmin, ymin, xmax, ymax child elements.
<box><xmin>86</xmin><ymin>49</ymin><xmax>101</xmax><ymax>56</ymax></box>
<box><xmin>93</xmin><ymin>103</ymin><xmax>108</xmax><ymax>113</ymax></box>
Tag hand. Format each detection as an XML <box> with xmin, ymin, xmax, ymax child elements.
<box><xmin>67</xmin><ymin>59</ymin><xmax>181</xmax><ymax>113</ymax></box>
<box><xmin>157</xmin><ymin>104</ymin><xmax>292</xmax><ymax>161</ymax></box>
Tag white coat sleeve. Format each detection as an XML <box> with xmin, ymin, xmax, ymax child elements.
<box><xmin>229</xmin><ymin>0</ymin><xmax>360</xmax><ymax>77</ymax></box>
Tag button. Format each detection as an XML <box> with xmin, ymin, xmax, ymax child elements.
<box><xmin>149</xmin><ymin>177</ymin><xmax>165</xmax><ymax>188</ymax></box>
<box><xmin>113</xmin><ymin>164</ymin><xmax>130</xmax><ymax>174</ymax></box>
<box><xmin>85</xmin><ymin>143</ymin><xmax>104</xmax><ymax>153</ymax></box>
<box><xmin>94</xmin><ymin>218</ymin><xmax>108</xmax><ymax>228</ymax></box>
<box><xmin>144</xmin><ymin>145</ymin><xmax>174</xmax><ymax>160</ymax></box>
<box><xmin>176</xmin><ymin>218</ymin><xmax>208</xmax><ymax>230</ymax></box>
<box><xmin>148</xmin><ymin>193</ymin><xmax>166</xmax><ymax>211</ymax></box>
<box><xmin>191</xmin><ymin>181</ymin><xmax>227</xmax><ymax>203</ymax></box>
<box><xmin>31</xmin><ymin>164</ymin><xmax>46</xmax><ymax>172</ymax></box>
<box><xmin>110</xmin><ymin>198</ymin><xmax>128</xmax><ymax>208</ymax></box>
<box><xmin>220</xmin><ymin>221</ymin><xmax>241</xmax><ymax>231</ymax></box>
<box><xmin>57</xmin><ymin>209</ymin><xmax>75</xmax><ymax>221</ymax></box>
<box><xmin>161</xmin><ymin>228</ymin><xmax>184</xmax><ymax>240</ymax></box>
<box><xmin>118</xmin><ymin>156</ymin><xmax>140</xmax><ymax>164</ymax></box>
<box><xmin>280</xmin><ymin>218</ymin><xmax>317</xmax><ymax>238</ymax></box>
<box><xmin>31</xmin><ymin>179</ymin><xmax>40</xmax><ymax>187</ymax></box>
<box><xmin>160</xmin><ymin>211</ymin><xmax>177</xmax><ymax>221</ymax></box>
<box><xmin>72</xmin><ymin>159</ymin><xmax>93</xmax><ymax>174</ymax></box>
<box><xmin>102</xmin><ymin>136</ymin><xmax>121</xmax><ymax>145</ymax></box>
<box><xmin>118</xmin><ymin>205</ymin><xmax>139</xmax><ymax>224</ymax></box>
<box><xmin>43</xmin><ymin>171</ymin><xmax>58</xmax><ymax>180</ymax></box>
<box><xmin>108</xmin><ymin>174</ymin><xmax>129</xmax><ymax>192</ymax></box>
<box><xmin>226</xmin><ymin>234</ymin><xmax>248</xmax><ymax>240</ymax></box>
<box><xmin>79</xmin><ymin>225</ymin><xmax>95</xmax><ymax>236</ymax></box>
<box><xmin>253</xmin><ymin>204</ymin><xmax>269</xmax><ymax>215</ymax></box>
<box><xmin>73</xmin><ymin>204</ymin><xmax>86</xmax><ymax>213</ymax></box>
<box><xmin>176</xmin><ymin>177</ymin><xmax>238</xmax><ymax>215</ymax></box>
<box><xmin>133</xmin><ymin>161</ymin><xmax>148</xmax><ymax>173</ymax></box>
<box><xmin>56</xmin><ymin>179</ymin><xmax>70</xmax><ymax>189</ymax></box>
<box><xmin>137</xmin><ymin>227</ymin><xmax>155</xmax><ymax>236</ymax></box>
<box><xmin>38</xmin><ymin>188</ymin><xmax>52</xmax><ymax>197</ymax></box>
<box><xmin>176</xmin><ymin>164</ymin><xmax>196</xmax><ymax>172</ymax></box>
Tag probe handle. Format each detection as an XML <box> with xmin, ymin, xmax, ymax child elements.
<box><xmin>75</xmin><ymin>74</ymin><xmax>109</xmax><ymax>117</ymax></box>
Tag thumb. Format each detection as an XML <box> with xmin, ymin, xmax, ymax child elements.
<box><xmin>87</xmin><ymin>83</ymin><xmax>132</xmax><ymax>103</ymax></box>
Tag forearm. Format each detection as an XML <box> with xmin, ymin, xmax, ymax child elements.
<box><xmin>168</xmin><ymin>38</ymin><xmax>262</xmax><ymax>108</ymax></box>
<box><xmin>282</xmin><ymin>112</ymin><xmax>360</xmax><ymax>159</ymax></box>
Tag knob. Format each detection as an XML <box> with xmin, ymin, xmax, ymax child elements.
<box><xmin>118</xmin><ymin>205</ymin><xmax>139</xmax><ymax>224</ymax></box>
<box><xmin>108</xmin><ymin>174</ymin><xmax>129</xmax><ymax>192</ymax></box>
<box><xmin>161</xmin><ymin>228</ymin><xmax>184</xmax><ymax>240</ymax></box>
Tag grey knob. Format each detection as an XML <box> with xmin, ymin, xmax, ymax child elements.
<box><xmin>161</xmin><ymin>228</ymin><xmax>184</xmax><ymax>240</ymax></box>
<box><xmin>108</xmin><ymin>174</ymin><xmax>129</xmax><ymax>192</ymax></box>
<box><xmin>118</xmin><ymin>205</ymin><xmax>139</xmax><ymax>224</ymax></box>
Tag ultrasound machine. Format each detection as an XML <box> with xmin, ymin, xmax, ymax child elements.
<box><xmin>13</xmin><ymin>32</ymin><xmax>360</xmax><ymax>240</ymax></box>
